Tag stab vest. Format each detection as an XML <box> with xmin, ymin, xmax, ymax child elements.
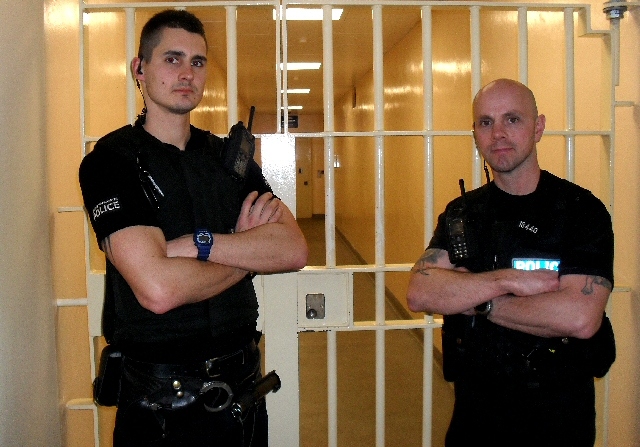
<box><xmin>99</xmin><ymin>124</ymin><xmax>263</xmax><ymax>347</ymax></box>
<box><xmin>440</xmin><ymin>175</ymin><xmax>615</xmax><ymax>383</ymax></box>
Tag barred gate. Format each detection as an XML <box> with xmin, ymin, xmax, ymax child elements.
<box><xmin>62</xmin><ymin>1</ymin><xmax>631</xmax><ymax>446</ymax></box>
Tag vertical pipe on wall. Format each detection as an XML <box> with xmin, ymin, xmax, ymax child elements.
<box><xmin>564</xmin><ymin>8</ymin><xmax>576</xmax><ymax>182</ymax></box>
<box><xmin>226</xmin><ymin>6</ymin><xmax>238</xmax><ymax>127</ymax></box>
<box><xmin>372</xmin><ymin>6</ymin><xmax>386</xmax><ymax>446</ymax></box>
<box><xmin>601</xmin><ymin>15</ymin><xmax>620</xmax><ymax>447</ymax></box>
<box><xmin>606</xmin><ymin>19</ymin><xmax>619</xmax><ymax>211</ymax></box>
<box><xmin>470</xmin><ymin>6</ymin><xmax>482</xmax><ymax>189</ymax></box>
<box><xmin>421</xmin><ymin>7</ymin><xmax>435</xmax><ymax>447</ymax></box>
<box><xmin>518</xmin><ymin>7</ymin><xmax>529</xmax><ymax>85</ymax></box>
<box><xmin>323</xmin><ymin>4</ymin><xmax>337</xmax><ymax>268</ymax></box>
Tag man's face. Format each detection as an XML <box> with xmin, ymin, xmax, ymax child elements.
<box><xmin>140</xmin><ymin>27</ymin><xmax>207</xmax><ymax>116</ymax></box>
<box><xmin>472</xmin><ymin>81</ymin><xmax>545</xmax><ymax>176</ymax></box>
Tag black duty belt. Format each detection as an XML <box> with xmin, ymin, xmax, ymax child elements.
<box><xmin>125</xmin><ymin>339</ymin><xmax>257</xmax><ymax>380</ymax></box>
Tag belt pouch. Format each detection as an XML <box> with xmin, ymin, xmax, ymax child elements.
<box><xmin>93</xmin><ymin>345</ymin><xmax>123</xmax><ymax>407</ymax></box>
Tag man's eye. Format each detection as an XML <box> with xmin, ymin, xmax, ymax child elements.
<box><xmin>508</xmin><ymin>117</ymin><xmax>520</xmax><ymax>124</ymax></box>
<box><xmin>166</xmin><ymin>57</ymin><xmax>179</xmax><ymax>64</ymax></box>
<box><xmin>192</xmin><ymin>60</ymin><xmax>205</xmax><ymax>68</ymax></box>
<box><xmin>479</xmin><ymin>120</ymin><xmax>492</xmax><ymax>127</ymax></box>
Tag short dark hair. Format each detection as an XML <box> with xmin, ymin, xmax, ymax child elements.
<box><xmin>138</xmin><ymin>9</ymin><xmax>207</xmax><ymax>61</ymax></box>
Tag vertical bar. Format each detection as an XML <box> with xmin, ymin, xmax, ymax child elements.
<box><xmin>323</xmin><ymin>4</ymin><xmax>337</xmax><ymax>268</ymax></box>
<box><xmin>281</xmin><ymin>2</ymin><xmax>289</xmax><ymax>132</ymax></box>
<box><xmin>423</xmin><ymin>316</ymin><xmax>434</xmax><ymax>447</ymax></box>
<box><xmin>126</xmin><ymin>8</ymin><xmax>136</xmax><ymax>124</ymax></box>
<box><xmin>470</xmin><ymin>6</ymin><xmax>482</xmax><ymax>189</ymax></box>
<box><xmin>263</xmin><ymin>273</ymin><xmax>300</xmax><ymax>447</ymax></box>
<box><xmin>372</xmin><ymin>5</ymin><xmax>386</xmax><ymax>445</ymax></box>
<box><xmin>421</xmin><ymin>9</ymin><xmax>435</xmax><ymax>446</ymax></box>
<box><xmin>422</xmin><ymin>6</ymin><xmax>435</xmax><ymax>247</ymax></box>
<box><xmin>564</xmin><ymin>8</ymin><xmax>576</xmax><ymax>182</ymax></box>
<box><xmin>275</xmin><ymin>2</ymin><xmax>283</xmax><ymax>133</ymax></box>
<box><xmin>372</xmin><ymin>7</ymin><xmax>384</xmax><ymax>267</ymax></box>
<box><xmin>518</xmin><ymin>7</ymin><xmax>528</xmax><ymax>85</ymax></box>
<box><xmin>226</xmin><ymin>6</ymin><xmax>238</xmax><ymax>128</ymax></box>
<box><xmin>78</xmin><ymin>7</ymin><xmax>99</xmax><ymax>446</ymax></box>
<box><xmin>327</xmin><ymin>330</ymin><xmax>338</xmax><ymax>447</ymax></box>
<box><xmin>79</xmin><ymin>5</ymin><xmax>87</xmax><ymax>150</ymax></box>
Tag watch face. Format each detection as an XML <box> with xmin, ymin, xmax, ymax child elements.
<box><xmin>196</xmin><ymin>231</ymin><xmax>213</xmax><ymax>245</ymax></box>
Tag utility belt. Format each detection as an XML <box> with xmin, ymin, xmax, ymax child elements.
<box><xmin>442</xmin><ymin>313</ymin><xmax>616</xmax><ymax>384</ymax></box>
<box><xmin>93</xmin><ymin>339</ymin><xmax>280</xmax><ymax>421</ymax></box>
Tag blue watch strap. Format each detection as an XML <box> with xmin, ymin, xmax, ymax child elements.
<box><xmin>194</xmin><ymin>229</ymin><xmax>214</xmax><ymax>261</ymax></box>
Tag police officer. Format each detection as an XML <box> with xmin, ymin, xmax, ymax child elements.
<box><xmin>79</xmin><ymin>10</ymin><xmax>307</xmax><ymax>447</ymax></box>
<box><xmin>407</xmin><ymin>79</ymin><xmax>614</xmax><ymax>447</ymax></box>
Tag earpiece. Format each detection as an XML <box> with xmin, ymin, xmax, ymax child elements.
<box><xmin>136</xmin><ymin>56</ymin><xmax>143</xmax><ymax>75</ymax></box>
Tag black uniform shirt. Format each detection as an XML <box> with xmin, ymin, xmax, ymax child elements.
<box><xmin>79</xmin><ymin>124</ymin><xmax>270</xmax><ymax>361</ymax></box>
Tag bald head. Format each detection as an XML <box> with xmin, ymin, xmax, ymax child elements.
<box><xmin>473</xmin><ymin>79</ymin><xmax>538</xmax><ymax>124</ymax></box>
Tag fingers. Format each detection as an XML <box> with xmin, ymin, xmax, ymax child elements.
<box><xmin>236</xmin><ymin>191</ymin><xmax>281</xmax><ymax>232</ymax></box>
<box><xmin>241</xmin><ymin>191</ymin><xmax>260</xmax><ymax>216</ymax></box>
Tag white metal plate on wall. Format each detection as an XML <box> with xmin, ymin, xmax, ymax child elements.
<box><xmin>297</xmin><ymin>270</ymin><xmax>353</xmax><ymax>329</ymax></box>
<box><xmin>87</xmin><ymin>272</ymin><xmax>105</xmax><ymax>337</ymax></box>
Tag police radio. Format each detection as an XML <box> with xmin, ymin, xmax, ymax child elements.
<box><xmin>222</xmin><ymin>106</ymin><xmax>256</xmax><ymax>181</ymax></box>
<box><xmin>446</xmin><ymin>179</ymin><xmax>479</xmax><ymax>264</ymax></box>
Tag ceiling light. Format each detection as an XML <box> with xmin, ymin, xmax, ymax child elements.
<box><xmin>283</xmin><ymin>89</ymin><xmax>311</xmax><ymax>94</ymax></box>
<box><xmin>281</xmin><ymin>106</ymin><xmax>303</xmax><ymax>110</ymax></box>
<box><xmin>279</xmin><ymin>63</ymin><xmax>321</xmax><ymax>71</ymax></box>
<box><xmin>273</xmin><ymin>7</ymin><xmax>343</xmax><ymax>21</ymax></box>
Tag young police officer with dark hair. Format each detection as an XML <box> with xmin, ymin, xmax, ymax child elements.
<box><xmin>407</xmin><ymin>79</ymin><xmax>615</xmax><ymax>447</ymax></box>
<box><xmin>79</xmin><ymin>9</ymin><xmax>307</xmax><ymax>447</ymax></box>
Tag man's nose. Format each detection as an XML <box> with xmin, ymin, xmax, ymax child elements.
<box><xmin>179</xmin><ymin>65</ymin><xmax>195</xmax><ymax>80</ymax></box>
<box><xmin>491</xmin><ymin>121</ymin><xmax>506</xmax><ymax>139</ymax></box>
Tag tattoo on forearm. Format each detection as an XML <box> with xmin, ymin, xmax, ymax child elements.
<box><xmin>411</xmin><ymin>249</ymin><xmax>444</xmax><ymax>276</ymax></box>
<box><xmin>581</xmin><ymin>276</ymin><xmax>613</xmax><ymax>295</ymax></box>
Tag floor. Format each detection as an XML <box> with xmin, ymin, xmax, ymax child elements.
<box><xmin>295</xmin><ymin>217</ymin><xmax>455</xmax><ymax>447</ymax></box>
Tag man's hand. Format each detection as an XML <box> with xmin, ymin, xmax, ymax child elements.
<box><xmin>235</xmin><ymin>191</ymin><xmax>283</xmax><ymax>233</ymax></box>
<box><xmin>498</xmin><ymin>268</ymin><xmax>560</xmax><ymax>297</ymax></box>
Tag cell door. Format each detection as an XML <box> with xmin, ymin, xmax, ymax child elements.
<box><xmin>69</xmin><ymin>1</ymin><xmax>627</xmax><ymax>446</ymax></box>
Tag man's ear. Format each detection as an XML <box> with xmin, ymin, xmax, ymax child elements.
<box><xmin>534</xmin><ymin>114</ymin><xmax>546</xmax><ymax>142</ymax></box>
<box><xmin>131</xmin><ymin>57</ymin><xmax>144</xmax><ymax>81</ymax></box>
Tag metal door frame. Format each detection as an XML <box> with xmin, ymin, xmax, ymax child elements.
<box><xmin>60</xmin><ymin>1</ymin><xmax>636</xmax><ymax>446</ymax></box>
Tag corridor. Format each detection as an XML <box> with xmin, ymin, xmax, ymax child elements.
<box><xmin>295</xmin><ymin>217</ymin><xmax>455</xmax><ymax>447</ymax></box>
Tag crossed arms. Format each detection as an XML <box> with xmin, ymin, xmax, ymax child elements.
<box><xmin>102</xmin><ymin>191</ymin><xmax>308</xmax><ymax>314</ymax></box>
<box><xmin>406</xmin><ymin>247</ymin><xmax>612</xmax><ymax>339</ymax></box>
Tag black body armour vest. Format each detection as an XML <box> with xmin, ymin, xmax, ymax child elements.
<box><xmin>441</xmin><ymin>174</ymin><xmax>615</xmax><ymax>383</ymax></box>
<box><xmin>100</xmin><ymin>124</ymin><xmax>261</xmax><ymax>352</ymax></box>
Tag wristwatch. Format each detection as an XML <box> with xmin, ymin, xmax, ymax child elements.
<box><xmin>475</xmin><ymin>300</ymin><xmax>493</xmax><ymax>316</ymax></box>
<box><xmin>193</xmin><ymin>229</ymin><xmax>214</xmax><ymax>261</ymax></box>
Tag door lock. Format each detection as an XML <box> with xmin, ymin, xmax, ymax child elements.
<box><xmin>305</xmin><ymin>293</ymin><xmax>325</xmax><ymax>319</ymax></box>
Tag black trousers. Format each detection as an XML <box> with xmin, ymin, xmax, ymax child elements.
<box><xmin>445</xmin><ymin>375</ymin><xmax>596</xmax><ymax>447</ymax></box>
<box><xmin>113</xmin><ymin>344</ymin><xmax>268</xmax><ymax>447</ymax></box>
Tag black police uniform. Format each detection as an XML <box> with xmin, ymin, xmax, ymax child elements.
<box><xmin>79</xmin><ymin>122</ymin><xmax>271</xmax><ymax>447</ymax></box>
<box><xmin>428</xmin><ymin>170</ymin><xmax>615</xmax><ymax>447</ymax></box>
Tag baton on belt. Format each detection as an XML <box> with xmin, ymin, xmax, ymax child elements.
<box><xmin>231</xmin><ymin>370</ymin><xmax>281</xmax><ymax>421</ymax></box>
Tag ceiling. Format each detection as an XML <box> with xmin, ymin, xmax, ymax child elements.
<box><xmin>189</xmin><ymin>5</ymin><xmax>423</xmax><ymax>117</ymax></box>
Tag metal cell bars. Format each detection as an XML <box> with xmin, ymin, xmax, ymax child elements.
<box><xmin>284</xmin><ymin>2</ymin><xmax>616</xmax><ymax>447</ymax></box>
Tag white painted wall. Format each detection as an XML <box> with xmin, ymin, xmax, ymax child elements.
<box><xmin>0</xmin><ymin>2</ymin><xmax>61</xmax><ymax>446</ymax></box>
